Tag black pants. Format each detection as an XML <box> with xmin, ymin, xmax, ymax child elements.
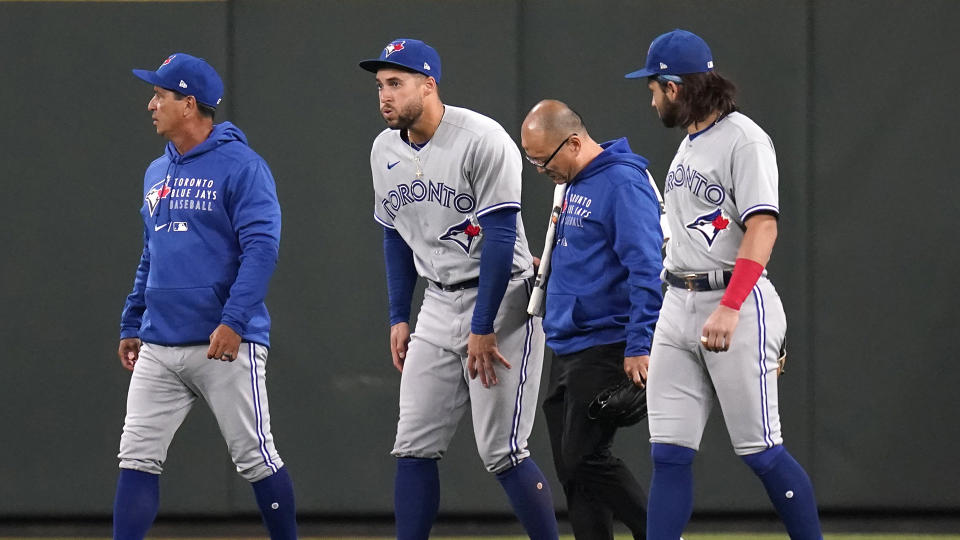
<box><xmin>542</xmin><ymin>342</ymin><xmax>648</xmax><ymax>540</ymax></box>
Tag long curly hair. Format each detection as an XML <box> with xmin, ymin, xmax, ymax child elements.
<box><xmin>660</xmin><ymin>71</ymin><xmax>738</xmax><ymax>129</ymax></box>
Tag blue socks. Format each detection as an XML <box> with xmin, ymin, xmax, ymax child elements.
<box><xmin>496</xmin><ymin>458</ymin><xmax>559</xmax><ymax>540</ymax></box>
<box><xmin>394</xmin><ymin>457</ymin><xmax>557</xmax><ymax>540</ymax></box>
<box><xmin>647</xmin><ymin>443</ymin><xmax>696</xmax><ymax>540</ymax></box>
<box><xmin>647</xmin><ymin>443</ymin><xmax>821</xmax><ymax>540</ymax></box>
<box><xmin>395</xmin><ymin>457</ymin><xmax>441</xmax><ymax>540</ymax></box>
<box><xmin>251</xmin><ymin>466</ymin><xmax>298</xmax><ymax>540</ymax></box>
<box><xmin>113</xmin><ymin>467</ymin><xmax>297</xmax><ymax>540</ymax></box>
<box><xmin>113</xmin><ymin>468</ymin><xmax>159</xmax><ymax>540</ymax></box>
<box><xmin>741</xmin><ymin>446</ymin><xmax>822</xmax><ymax>539</ymax></box>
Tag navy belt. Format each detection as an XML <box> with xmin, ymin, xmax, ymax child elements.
<box><xmin>431</xmin><ymin>277</ymin><xmax>480</xmax><ymax>292</ymax></box>
<box><xmin>430</xmin><ymin>273</ymin><xmax>532</xmax><ymax>292</ymax></box>
<box><xmin>664</xmin><ymin>269</ymin><xmax>732</xmax><ymax>291</ymax></box>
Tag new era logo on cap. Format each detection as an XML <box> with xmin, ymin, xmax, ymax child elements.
<box><xmin>659</xmin><ymin>62</ymin><xmax>668</xmax><ymax>70</ymax></box>
<box><xmin>359</xmin><ymin>38</ymin><xmax>443</xmax><ymax>83</ymax></box>
<box><xmin>132</xmin><ymin>52</ymin><xmax>224</xmax><ymax>109</ymax></box>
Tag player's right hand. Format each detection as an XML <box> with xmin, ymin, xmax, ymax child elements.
<box><xmin>390</xmin><ymin>322</ymin><xmax>411</xmax><ymax>372</ymax></box>
<box><xmin>118</xmin><ymin>337</ymin><xmax>142</xmax><ymax>372</ymax></box>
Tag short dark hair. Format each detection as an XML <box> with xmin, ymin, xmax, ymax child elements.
<box><xmin>172</xmin><ymin>89</ymin><xmax>216</xmax><ymax>119</ymax></box>
<box><xmin>654</xmin><ymin>71</ymin><xmax>737</xmax><ymax>128</ymax></box>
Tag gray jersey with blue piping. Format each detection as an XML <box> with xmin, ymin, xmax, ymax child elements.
<box><xmin>370</xmin><ymin>105</ymin><xmax>533</xmax><ymax>284</ymax></box>
<box><xmin>662</xmin><ymin>111</ymin><xmax>778</xmax><ymax>273</ymax></box>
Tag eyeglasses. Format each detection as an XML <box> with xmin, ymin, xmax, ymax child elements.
<box><xmin>525</xmin><ymin>133</ymin><xmax>577</xmax><ymax>168</ymax></box>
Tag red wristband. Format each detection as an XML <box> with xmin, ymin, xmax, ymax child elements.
<box><xmin>720</xmin><ymin>258</ymin><xmax>764</xmax><ymax>310</ymax></box>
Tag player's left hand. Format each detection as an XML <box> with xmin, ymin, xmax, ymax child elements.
<box><xmin>207</xmin><ymin>324</ymin><xmax>242</xmax><ymax>361</ymax></box>
<box><xmin>701</xmin><ymin>304</ymin><xmax>740</xmax><ymax>352</ymax></box>
<box><xmin>467</xmin><ymin>332</ymin><xmax>512</xmax><ymax>388</ymax></box>
<box><xmin>623</xmin><ymin>355</ymin><xmax>649</xmax><ymax>387</ymax></box>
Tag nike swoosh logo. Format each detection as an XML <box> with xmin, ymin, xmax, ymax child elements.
<box><xmin>155</xmin><ymin>223</ymin><xmax>169</xmax><ymax>231</ymax></box>
<box><xmin>387</xmin><ymin>161</ymin><xmax>400</xmax><ymax>170</ymax></box>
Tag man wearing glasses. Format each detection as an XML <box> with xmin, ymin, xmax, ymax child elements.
<box><xmin>521</xmin><ymin>99</ymin><xmax>665</xmax><ymax>540</ymax></box>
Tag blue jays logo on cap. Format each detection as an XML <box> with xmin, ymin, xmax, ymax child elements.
<box><xmin>359</xmin><ymin>38</ymin><xmax>443</xmax><ymax>83</ymax></box>
<box><xmin>384</xmin><ymin>41</ymin><xmax>405</xmax><ymax>57</ymax></box>
<box><xmin>624</xmin><ymin>29</ymin><xmax>714</xmax><ymax>79</ymax></box>
<box><xmin>132</xmin><ymin>52</ymin><xmax>224</xmax><ymax>108</ymax></box>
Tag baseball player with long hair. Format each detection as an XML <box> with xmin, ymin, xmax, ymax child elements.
<box><xmin>359</xmin><ymin>39</ymin><xmax>558</xmax><ymax>539</ymax></box>
<box><xmin>115</xmin><ymin>53</ymin><xmax>296</xmax><ymax>540</ymax></box>
<box><xmin>626</xmin><ymin>30</ymin><xmax>823</xmax><ymax>539</ymax></box>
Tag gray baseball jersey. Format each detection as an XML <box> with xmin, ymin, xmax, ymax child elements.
<box><xmin>371</xmin><ymin>105</ymin><xmax>533</xmax><ymax>284</ymax></box>
<box><xmin>648</xmin><ymin>111</ymin><xmax>787</xmax><ymax>455</ymax></box>
<box><xmin>661</xmin><ymin>111</ymin><xmax>778</xmax><ymax>273</ymax></box>
<box><xmin>369</xmin><ymin>104</ymin><xmax>544</xmax><ymax>473</ymax></box>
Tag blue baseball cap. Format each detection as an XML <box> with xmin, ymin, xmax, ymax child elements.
<box><xmin>132</xmin><ymin>53</ymin><xmax>224</xmax><ymax>108</ymax></box>
<box><xmin>359</xmin><ymin>38</ymin><xmax>442</xmax><ymax>83</ymax></box>
<box><xmin>624</xmin><ymin>29</ymin><xmax>714</xmax><ymax>79</ymax></box>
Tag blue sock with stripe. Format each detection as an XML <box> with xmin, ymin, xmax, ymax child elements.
<box><xmin>741</xmin><ymin>446</ymin><xmax>822</xmax><ymax>540</ymax></box>
<box><xmin>113</xmin><ymin>468</ymin><xmax>159</xmax><ymax>540</ymax></box>
<box><xmin>648</xmin><ymin>443</ymin><xmax>697</xmax><ymax>540</ymax></box>
<box><xmin>496</xmin><ymin>458</ymin><xmax>559</xmax><ymax>540</ymax></box>
<box><xmin>395</xmin><ymin>457</ymin><xmax>440</xmax><ymax>540</ymax></box>
<box><xmin>251</xmin><ymin>466</ymin><xmax>298</xmax><ymax>540</ymax></box>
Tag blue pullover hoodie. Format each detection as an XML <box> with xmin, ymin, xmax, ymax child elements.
<box><xmin>543</xmin><ymin>138</ymin><xmax>663</xmax><ymax>357</ymax></box>
<box><xmin>120</xmin><ymin>122</ymin><xmax>281</xmax><ymax>347</ymax></box>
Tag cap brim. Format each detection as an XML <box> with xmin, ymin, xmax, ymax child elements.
<box><xmin>132</xmin><ymin>68</ymin><xmax>165</xmax><ymax>86</ymax></box>
<box><xmin>359</xmin><ymin>59</ymin><xmax>429</xmax><ymax>77</ymax></box>
<box><xmin>624</xmin><ymin>67</ymin><xmax>657</xmax><ymax>79</ymax></box>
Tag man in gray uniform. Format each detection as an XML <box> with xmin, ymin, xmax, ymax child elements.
<box><xmin>625</xmin><ymin>29</ymin><xmax>823</xmax><ymax>540</ymax></box>
<box><xmin>359</xmin><ymin>38</ymin><xmax>558</xmax><ymax>540</ymax></box>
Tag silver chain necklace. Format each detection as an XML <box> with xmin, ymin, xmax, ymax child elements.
<box><xmin>406</xmin><ymin>106</ymin><xmax>444</xmax><ymax>180</ymax></box>
<box><xmin>407</xmin><ymin>135</ymin><xmax>432</xmax><ymax>179</ymax></box>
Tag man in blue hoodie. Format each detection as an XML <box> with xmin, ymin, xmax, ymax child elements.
<box><xmin>521</xmin><ymin>100</ymin><xmax>664</xmax><ymax>540</ymax></box>
<box><xmin>114</xmin><ymin>53</ymin><xmax>297</xmax><ymax>540</ymax></box>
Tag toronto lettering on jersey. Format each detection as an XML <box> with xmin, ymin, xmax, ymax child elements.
<box><xmin>146</xmin><ymin>176</ymin><xmax>219</xmax><ymax>216</ymax></box>
<box><xmin>168</xmin><ymin>177</ymin><xmax>217</xmax><ymax>212</ymax></box>
<box><xmin>380</xmin><ymin>179</ymin><xmax>476</xmax><ymax>220</ymax></box>
<box><xmin>665</xmin><ymin>164</ymin><xmax>726</xmax><ymax>205</ymax></box>
<box><xmin>560</xmin><ymin>193</ymin><xmax>592</xmax><ymax>228</ymax></box>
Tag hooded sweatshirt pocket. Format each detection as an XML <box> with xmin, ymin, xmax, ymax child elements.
<box><xmin>144</xmin><ymin>286</ymin><xmax>224</xmax><ymax>340</ymax></box>
<box><xmin>543</xmin><ymin>292</ymin><xmax>590</xmax><ymax>339</ymax></box>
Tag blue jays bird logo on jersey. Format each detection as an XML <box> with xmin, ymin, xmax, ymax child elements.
<box><xmin>439</xmin><ymin>218</ymin><xmax>481</xmax><ymax>253</ymax></box>
<box><xmin>686</xmin><ymin>208</ymin><xmax>730</xmax><ymax>248</ymax></box>
<box><xmin>145</xmin><ymin>178</ymin><xmax>172</xmax><ymax>217</ymax></box>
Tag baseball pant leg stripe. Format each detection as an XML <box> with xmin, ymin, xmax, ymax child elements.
<box><xmin>507</xmin><ymin>283</ymin><xmax>535</xmax><ymax>467</ymax></box>
<box><xmin>249</xmin><ymin>343</ymin><xmax>279</xmax><ymax>473</ymax></box>
<box><xmin>753</xmin><ymin>286</ymin><xmax>774</xmax><ymax>448</ymax></box>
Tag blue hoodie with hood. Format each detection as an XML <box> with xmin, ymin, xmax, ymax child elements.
<box><xmin>543</xmin><ymin>138</ymin><xmax>663</xmax><ymax>357</ymax></box>
<box><xmin>120</xmin><ymin>122</ymin><xmax>281</xmax><ymax>347</ymax></box>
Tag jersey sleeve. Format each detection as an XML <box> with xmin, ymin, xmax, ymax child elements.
<box><xmin>467</xmin><ymin>128</ymin><xmax>523</xmax><ymax>218</ymax></box>
<box><xmin>220</xmin><ymin>159</ymin><xmax>282</xmax><ymax>336</ymax></box>
<box><xmin>119</xmin><ymin>224</ymin><xmax>151</xmax><ymax>339</ymax></box>
<box><xmin>732</xmin><ymin>138</ymin><xmax>779</xmax><ymax>222</ymax></box>
<box><xmin>606</xmin><ymin>172</ymin><xmax>665</xmax><ymax>357</ymax></box>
